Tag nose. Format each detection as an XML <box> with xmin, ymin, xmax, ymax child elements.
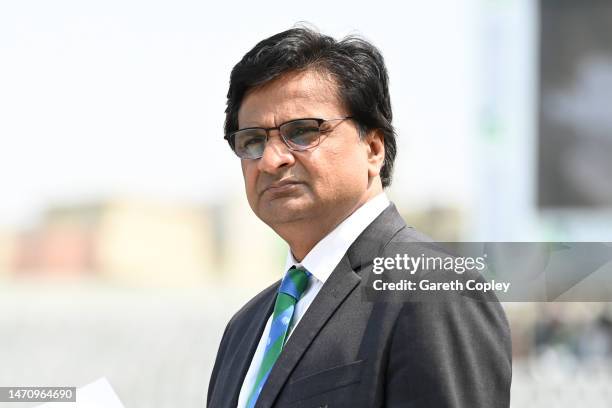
<box><xmin>257</xmin><ymin>130</ymin><xmax>295</xmax><ymax>173</ymax></box>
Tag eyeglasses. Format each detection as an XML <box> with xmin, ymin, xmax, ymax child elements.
<box><xmin>224</xmin><ymin>116</ymin><xmax>352</xmax><ymax>159</ymax></box>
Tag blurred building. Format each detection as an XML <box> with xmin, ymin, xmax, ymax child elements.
<box><xmin>0</xmin><ymin>196</ymin><xmax>287</xmax><ymax>288</ymax></box>
<box><xmin>0</xmin><ymin>227</ymin><xmax>17</xmax><ymax>280</ymax></box>
<box><xmin>13</xmin><ymin>204</ymin><xmax>98</xmax><ymax>278</ymax></box>
<box><xmin>219</xmin><ymin>195</ymin><xmax>288</xmax><ymax>287</ymax></box>
<box><xmin>96</xmin><ymin>198</ymin><xmax>218</xmax><ymax>287</ymax></box>
<box><xmin>4</xmin><ymin>199</ymin><xmax>220</xmax><ymax>287</ymax></box>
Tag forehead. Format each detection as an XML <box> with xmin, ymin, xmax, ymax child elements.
<box><xmin>238</xmin><ymin>69</ymin><xmax>345</xmax><ymax>128</ymax></box>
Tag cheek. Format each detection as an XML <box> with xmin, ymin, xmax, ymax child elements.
<box><xmin>307</xmin><ymin>146</ymin><xmax>368</xmax><ymax>194</ymax></box>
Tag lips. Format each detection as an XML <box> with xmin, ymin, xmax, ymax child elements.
<box><xmin>261</xmin><ymin>179</ymin><xmax>303</xmax><ymax>196</ymax></box>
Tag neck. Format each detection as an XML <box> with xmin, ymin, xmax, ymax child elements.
<box><xmin>276</xmin><ymin>186</ymin><xmax>383</xmax><ymax>262</ymax></box>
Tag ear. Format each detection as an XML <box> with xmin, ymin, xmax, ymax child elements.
<box><xmin>364</xmin><ymin>129</ymin><xmax>385</xmax><ymax>179</ymax></box>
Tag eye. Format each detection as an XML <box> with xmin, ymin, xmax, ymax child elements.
<box><xmin>235</xmin><ymin>131</ymin><xmax>266</xmax><ymax>157</ymax></box>
<box><xmin>283</xmin><ymin>120</ymin><xmax>320</xmax><ymax>147</ymax></box>
<box><xmin>291</xmin><ymin>126</ymin><xmax>314</xmax><ymax>137</ymax></box>
<box><xmin>243</xmin><ymin>136</ymin><xmax>261</xmax><ymax>147</ymax></box>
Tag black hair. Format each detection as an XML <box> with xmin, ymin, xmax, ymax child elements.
<box><xmin>224</xmin><ymin>26</ymin><xmax>397</xmax><ymax>187</ymax></box>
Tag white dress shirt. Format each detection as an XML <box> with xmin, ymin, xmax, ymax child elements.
<box><xmin>236</xmin><ymin>193</ymin><xmax>390</xmax><ymax>408</ymax></box>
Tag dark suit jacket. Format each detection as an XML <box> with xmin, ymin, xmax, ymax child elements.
<box><xmin>207</xmin><ymin>203</ymin><xmax>512</xmax><ymax>407</ymax></box>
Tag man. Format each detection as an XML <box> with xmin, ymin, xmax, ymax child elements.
<box><xmin>207</xmin><ymin>27</ymin><xmax>511</xmax><ymax>407</ymax></box>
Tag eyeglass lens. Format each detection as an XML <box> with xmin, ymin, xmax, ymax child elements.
<box><xmin>232</xmin><ymin>119</ymin><xmax>321</xmax><ymax>159</ymax></box>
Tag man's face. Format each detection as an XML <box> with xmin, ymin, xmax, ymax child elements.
<box><xmin>238</xmin><ymin>69</ymin><xmax>376</xmax><ymax>229</ymax></box>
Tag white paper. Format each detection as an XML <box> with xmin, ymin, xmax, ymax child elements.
<box><xmin>35</xmin><ymin>377</ymin><xmax>125</xmax><ymax>408</ymax></box>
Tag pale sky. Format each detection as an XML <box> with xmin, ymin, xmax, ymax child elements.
<box><xmin>0</xmin><ymin>0</ymin><xmax>480</xmax><ymax>228</ymax></box>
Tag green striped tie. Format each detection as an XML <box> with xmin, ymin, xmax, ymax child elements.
<box><xmin>246</xmin><ymin>266</ymin><xmax>311</xmax><ymax>408</ymax></box>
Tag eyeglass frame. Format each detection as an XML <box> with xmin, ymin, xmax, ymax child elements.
<box><xmin>224</xmin><ymin>116</ymin><xmax>353</xmax><ymax>159</ymax></box>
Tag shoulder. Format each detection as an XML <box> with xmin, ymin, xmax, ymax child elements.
<box><xmin>389</xmin><ymin>224</ymin><xmax>434</xmax><ymax>244</ymax></box>
<box><xmin>383</xmin><ymin>228</ymin><xmax>512</xmax><ymax>358</ymax></box>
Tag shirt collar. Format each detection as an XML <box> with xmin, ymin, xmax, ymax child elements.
<box><xmin>284</xmin><ymin>192</ymin><xmax>390</xmax><ymax>284</ymax></box>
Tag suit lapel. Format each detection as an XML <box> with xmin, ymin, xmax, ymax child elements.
<box><xmin>254</xmin><ymin>255</ymin><xmax>361</xmax><ymax>408</ymax></box>
<box><xmin>224</xmin><ymin>289</ymin><xmax>277</xmax><ymax>408</ymax></box>
<box><xmin>346</xmin><ymin>203</ymin><xmax>409</xmax><ymax>271</ymax></box>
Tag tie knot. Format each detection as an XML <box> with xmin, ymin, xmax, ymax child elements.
<box><xmin>279</xmin><ymin>267</ymin><xmax>310</xmax><ymax>300</ymax></box>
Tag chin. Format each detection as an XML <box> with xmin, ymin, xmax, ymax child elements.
<box><xmin>257</xmin><ymin>198</ymin><xmax>316</xmax><ymax>226</ymax></box>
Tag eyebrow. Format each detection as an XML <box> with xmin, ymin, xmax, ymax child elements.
<box><xmin>236</xmin><ymin>117</ymin><xmax>318</xmax><ymax>131</ymax></box>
